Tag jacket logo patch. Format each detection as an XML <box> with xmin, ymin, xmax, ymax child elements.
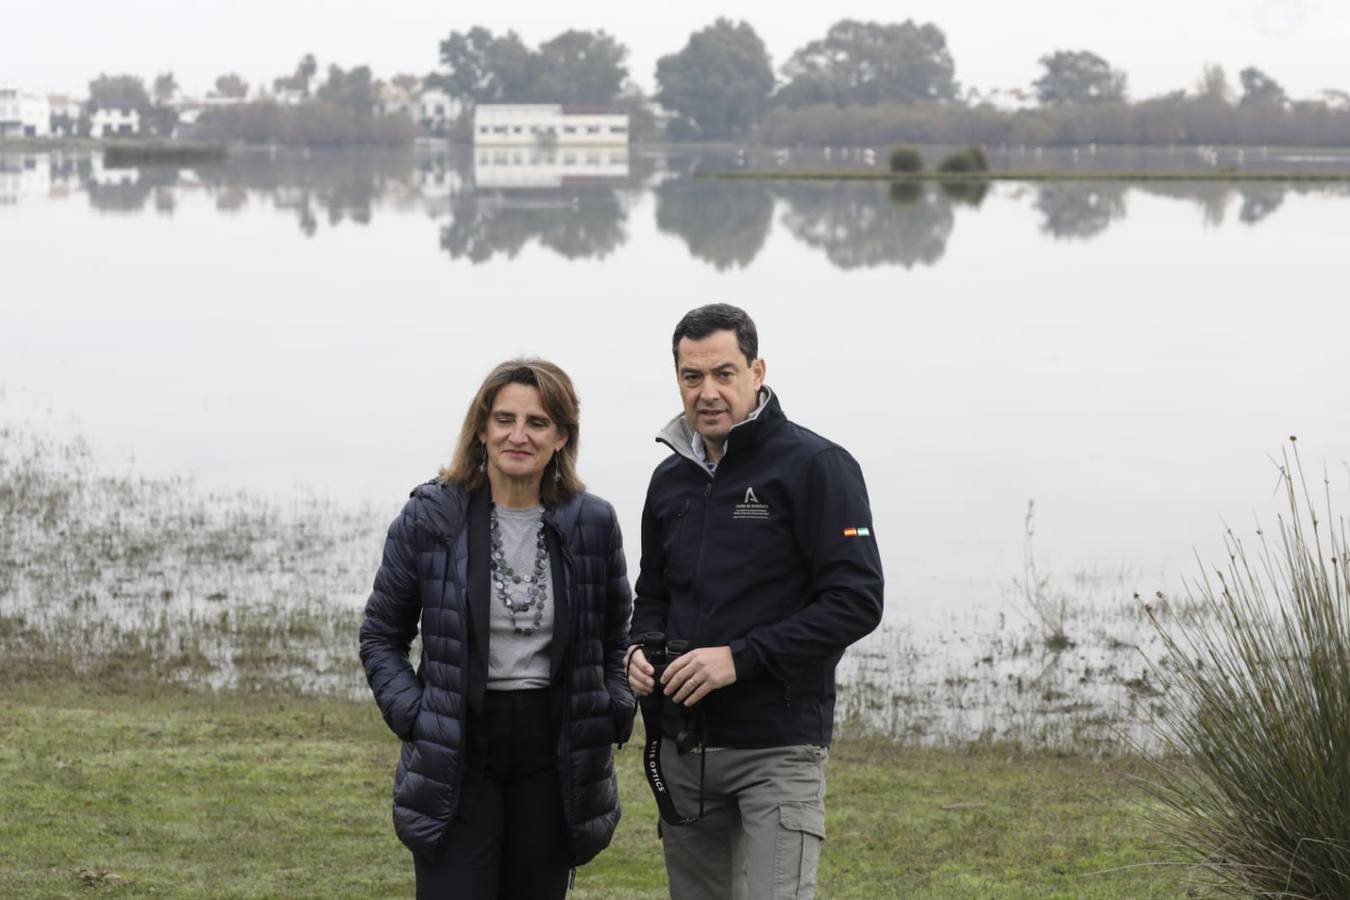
<box><xmin>842</xmin><ymin>526</ymin><xmax>872</xmax><ymax>538</ymax></box>
<box><xmin>734</xmin><ymin>487</ymin><xmax>770</xmax><ymax>520</ymax></box>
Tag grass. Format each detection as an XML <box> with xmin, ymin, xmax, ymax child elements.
<box><xmin>0</xmin><ymin>678</ymin><xmax>1186</xmax><ymax>899</ymax></box>
<box><xmin>1142</xmin><ymin>441</ymin><xmax>1350</xmax><ymax>896</ymax></box>
<box><xmin>698</xmin><ymin>169</ymin><xmax>1350</xmax><ymax>183</ymax></box>
<box><xmin>102</xmin><ymin>141</ymin><xmax>229</xmax><ymax>167</ymax></box>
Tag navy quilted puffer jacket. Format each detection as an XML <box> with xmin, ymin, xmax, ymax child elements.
<box><xmin>359</xmin><ymin>479</ymin><xmax>635</xmax><ymax>864</ymax></box>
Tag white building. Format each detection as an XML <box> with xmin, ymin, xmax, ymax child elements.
<box><xmin>272</xmin><ymin>87</ymin><xmax>307</xmax><ymax>107</ymax></box>
<box><xmin>0</xmin><ymin>86</ymin><xmax>52</xmax><ymax>138</ymax></box>
<box><xmin>48</xmin><ymin>95</ymin><xmax>84</xmax><ymax>136</ymax></box>
<box><xmin>474</xmin><ymin>104</ymin><xmax>628</xmax><ymax>146</ymax></box>
<box><xmin>968</xmin><ymin>87</ymin><xmax>1038</xmax><ymax>112</ymax></box>
<box><xmin>416</xmin><ymin>88</ymin><xmax>460</xmax><ymax>134</ymax></box>
<box><xmin>1316</xmin><ymin>89</ymin><xmax>1350</xmax><ymax>111</ymax></box>
<box><xmin>91</xmin><ymin>108</ymin><xmax>141</xmax><ymax>137</ymax></box>
<box><xmin>375</xmin><ymin>83</ymin><xmax>414</xmax><ymax>118</ymax></box>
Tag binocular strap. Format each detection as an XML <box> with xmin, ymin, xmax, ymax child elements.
<box><xmin>640</xmin><ymin>701</ymin><xmax>705</xmax><ymax>826</ymax></box>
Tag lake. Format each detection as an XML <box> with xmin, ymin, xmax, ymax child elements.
<box><xmin>3</xmin><ymin>144</ymin><xmax>1348</xmax><ymax>747</ymax></box>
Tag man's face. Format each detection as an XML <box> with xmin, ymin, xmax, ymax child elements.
<box><xmin>676</xmin><ymin>329</ymin><xmax>766</xmax><ymax>450</ymax></box>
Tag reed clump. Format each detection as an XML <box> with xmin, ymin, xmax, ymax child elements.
<box><xmin>937</xmin><ymin>146</ymin><xmax>990</xmax><ymax>174</ymax></box>
<box><xmin>1144</xmin><ymin>439</ymin><xmax>1350</xmax><ymax>897</ymax></box>
<box><xmin>888</xmin><ymin>145</ymin><xmax>924</xmax><ymax>174</ymax></box>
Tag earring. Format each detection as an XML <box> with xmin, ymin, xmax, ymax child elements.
<box><xmin>553</xmin><ymin>456</ymin><xmax>562</xmax><ymax>483</ymax></box>
<box><xmin>478</xmin><ymin>442</ymin><xmax>487</xmax><ymax>473</ymax></box>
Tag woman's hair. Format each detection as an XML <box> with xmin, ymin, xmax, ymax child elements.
<box><xmin>439</xmin><ymin>358</ymin><xmax>584</xmax><ymax>507</ymax></box>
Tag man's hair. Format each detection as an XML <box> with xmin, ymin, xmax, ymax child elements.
<box><xmin>671</xmin><ymin>303</ymin><xmax>759</xmax><ymax>366</ymax></box>
<box><xmin>439</xmin><ymin>357</ymin><xmax>583</xmax><ymax>507</ymax></box>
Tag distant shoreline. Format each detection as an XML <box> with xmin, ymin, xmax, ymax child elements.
<box><xmin>698</xmin><ymin>169</ymin><xmax>1350</xmax><ymax>183</ymax></box>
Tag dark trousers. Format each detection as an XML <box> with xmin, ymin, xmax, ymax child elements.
<box><xmin>413</xmin><ymin>689</ymin><xmax>570</xmax><ymax>900</ymax></box>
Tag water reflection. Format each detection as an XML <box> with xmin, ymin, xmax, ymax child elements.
<box><xmin>2</xmin><ymin>147</ymin><xmax>1346</xmax><ymax>269</ymax></box>
<box><xmin>1238</xmin><ymin>184</ymin><xmax>1286</xmax><ymax>224</ymax></box>
<box><xmin>1035</xmin><ymin>183</ymin><xmax>1128</xmax><ymax>240</ymax></box>
<box><xmin>440</xmin><ymin>188</ymin><xmax>629</xmax><ymax>262</ymax></box>
<box><xmin>938</xmin><ymin>179</ymin><xmax>990</xmax><ymax>207</ymax></box>
<box><xmin>195</xmin><ymin>150</ymin><xmax>421</xmax><ymax>233</ymax></box>
<box><xmin>655</xmin><ymin>175</ymin><xmax>773</xmax><ymax>270</ymax></box>
<box><xmin>777</xmin><ymin>181</ymin><xmax>954</xmax><ymax>269</ymax></box>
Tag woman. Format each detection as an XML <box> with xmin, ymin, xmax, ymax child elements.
<box><xmin>359</xmin><ymin>359</ymin><xmax>634</xmax><ymax>899</ymax></box>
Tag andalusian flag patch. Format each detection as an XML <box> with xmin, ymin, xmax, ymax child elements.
<box><xmin>843</xmin><ymin>527</ymin><xmax>871</xmax><ymax>538</ymax></box>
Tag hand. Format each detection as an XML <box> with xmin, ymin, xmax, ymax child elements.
<box><xmin>662</xmin><ymin>646</ymin><xmax>737</xmax><ymax>707</ymax></box>
<box><xmin>626</xmin><ymin>646</ymin><xmax>655</xmax><ymax>697</ymax></box>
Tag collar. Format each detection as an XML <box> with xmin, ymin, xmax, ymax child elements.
<box><xmin>656</xmin><ymin>387</ymin><xmax>774</xmax><ymax>476</ymax></box>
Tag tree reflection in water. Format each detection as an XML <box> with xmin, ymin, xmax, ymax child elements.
<box><xmin>1238</xmin><ymin>184</ymin><xmax>1286</xmax><ymax>225</ymax></box>
<box><xmin>776</xmin><ymin>181</ymin><xmax>954</xmax><ymax>269</ymax></box>
<box><xmin>44</xmin><ymin>148</ymin><xmax>1338</xmax><ymax>268</ymax></box>
<box><xmin>87</xmin><ymin>164</ymin><xmax>181</xmax><ymax>214</ymax></box>
<box><xmin>655</xmin><ymin>175</ymin><xmax>774</xmax><ymax>270</ymax></box>
<box><xmin>938</xmin><ymin>179</ymin><xmax>990</xmax><ymax>208</ymax></box>
<box><xmin>439</xmin><ymin>188</ymin><xmax>629</xmax><ymax>262</ymax></box>
<box><xmin>1034</xmin><ymin>183</ymin><xmax>1128</xmax><ymax>240</ymax></box>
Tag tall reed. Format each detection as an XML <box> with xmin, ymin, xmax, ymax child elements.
<box><xmin>1145</xmin><ymin>440</ymin><xmax>1350</xmax><ymax>897</ymax></box>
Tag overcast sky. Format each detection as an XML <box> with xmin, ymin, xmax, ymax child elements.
<box><xmin>3</xmin><ymin>0</ymin><xmax>1347</xmax><ymax>101</ymax></box>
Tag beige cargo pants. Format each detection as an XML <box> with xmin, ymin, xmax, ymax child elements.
<box><xmin>658</xmin><ymin>743</ymin><xmax>828</xmax><ymax>900</ymax></box>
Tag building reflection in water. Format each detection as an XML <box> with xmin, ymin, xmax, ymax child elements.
<box><xmin>437</xmin><ymin>147</ymin><xmax>633</xmax><ymax>262</ymax></box>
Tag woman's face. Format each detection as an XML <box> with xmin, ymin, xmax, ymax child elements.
<box><xmin>479</xmin><ymin>383</ymin><xmax>567</xmax><ymax>487</ymax></box>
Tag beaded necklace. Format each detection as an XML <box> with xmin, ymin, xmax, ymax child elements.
<box><xmin>488</xmin><ymin>505</ymin><xmax>549</xmax><ymax>635</ymax></box>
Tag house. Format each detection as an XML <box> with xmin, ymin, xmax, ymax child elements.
<box><xmin>91</xmin><ymin>107</ymin><xmax>141</xmax><ymax>137</ymax></box>
<box><xmin>473</xmin><ymin>104</ymin><xmax>629</xmax><ymax>146</ymax></box>
<box><xmin>0</xmin><ymin>85</ymin><xmax>52</xmax><ymax>138</ymax></box>
<box><xmin>968</xmin><ymin>87</ymin><xmax>1038</xmax><ymax>112</ymax></box>
<box><xmin>1316</xmin><ymin>89</ymin><xmax>1350</xmax><ymax>111</ymax></box>
<box><xmin>272</xmin><ymin>87</ymin><xmax>306</xmax><ymax>106</ymax></box>
<box><xmin>416</xmin><ymin>88</ymin><xmax>460</xmax><ymax>134</ymax></box>
<box><xmin>48</xmin><ymin>95</ymin><xmax>84</xmax><ymax>137</ymax></box>
<box><xmin>377</xmin><ymin>83</ymin><xmax>413</xmax><ymax>117</ymax></box>
<box><xmin>171</xmin><ymin>107</ymin><xmax>202</xmax><ymax>139</ymax></box>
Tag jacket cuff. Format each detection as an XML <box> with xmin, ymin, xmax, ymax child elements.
<box><xmin>729</xmin><ymin>639</ymin><xmax>763</xmax><ymax>680</ymax></box>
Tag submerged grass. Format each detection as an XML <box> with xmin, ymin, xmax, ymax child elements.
<box><xmin>1143</xmin><ymin>440</ymin><xmax>1350</xmax><ymax>897</ymax></box>
<box><xmin>0</xmin><ymin>680</ymin><xmax>1181</xmax><ymax>898</ymax></box>
<box><xmin>1</xmin><ymin>415</ymin><xmax>1176</xmax><ymax>752</ymax></box>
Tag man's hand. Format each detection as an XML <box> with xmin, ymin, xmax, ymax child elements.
<box><xmin>662</xmin><ymin>646</ymin><xmax>736</xmax><ymax>706</ymax></box>
<box><xmin>626</xmin><ymin>646</ymin><xmax>655</xmax><ymax>697</ymax></box>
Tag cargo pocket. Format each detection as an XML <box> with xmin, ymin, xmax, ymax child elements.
<box><xmin>773</xmin><ymin>800</ymin><xmax>826</xmax><ymax>899</ymax></box>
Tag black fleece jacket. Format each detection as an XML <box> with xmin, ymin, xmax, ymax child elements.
<box><xmin>632</xmin><ymin>388</ymin><xmax>884</xmax><ymax>748</ymax></box>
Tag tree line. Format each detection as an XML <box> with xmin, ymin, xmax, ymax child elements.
<box><xmin>436</xmin><ymin>18</ymin><xmax>1350</xmax><ymax>146</ymax></box>
<box><xmin>78</xmin><ymin>18</ymin><xmax>1350</xmax><ymax>147</ymax></box>
<box><xmin>83</xmin><ymin>55</ymin><xmax>421</xmax><ymax>145</ymax></box>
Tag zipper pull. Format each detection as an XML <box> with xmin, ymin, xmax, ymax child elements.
<box><xmin>704</xmin><ymin>483</ymin><xmax>711</xmax><ymax>498</ymax></box>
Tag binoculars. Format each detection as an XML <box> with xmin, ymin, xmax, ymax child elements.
<box><xmin>640</xmin><ymin>631</ymin><xmax>689</xmax><ymax>695</ymax></box>
<box><xmin>639</xmin><ymin>631</ymin><xmax>700</xmax><ymax>754</ymax></box>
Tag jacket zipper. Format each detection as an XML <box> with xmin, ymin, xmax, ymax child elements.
<box><xmin>548</xmin><ymin>519</ymin><xmax>581</xmax><ymax>864</ymax></box>
<box><xmin>442</xmin><ymin>533</ymin><xmax>471</xmax><ymax>825</ymax></box>
<box><xmin>690</xmin><ymin>479</ymin><xmax>712</xmax><ymax>651</ymax></box>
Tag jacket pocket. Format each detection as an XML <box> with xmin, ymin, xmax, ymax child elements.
<box><xmin>662</xmin><ymin>497</ymin><xmax>693</xmax><ymax>587</ymax></box>
<box><xmin>610</xmin><ymin>694</ymin><xmax>637</xmax><ymax>746</ymax></box>
<box><xmin>393</xmin><ymin>740</ymin><xmax>417</xmax><ymax>803</ymax></box>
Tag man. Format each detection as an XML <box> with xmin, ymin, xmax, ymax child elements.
<box><xmin>627</xmin><ymin>303</ymin><xmax>884</xmax><ymax>899</ymax></box>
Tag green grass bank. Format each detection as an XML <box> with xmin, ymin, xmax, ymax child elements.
<box><xmin>698</xmin><ymin>169</ymin><xmax>1350</xmax><ymax>183</ymax></box>
<box><xmin>0</xmin><ymin>680</ymin><xmax>1185</xmax><ymax>898</ymax></box>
